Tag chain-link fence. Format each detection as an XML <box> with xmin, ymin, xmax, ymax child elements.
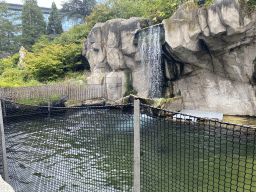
<box><xmin>0</xmin><ymin>100</ymin><xmax>256</xmax><ymax>191</ymax></box>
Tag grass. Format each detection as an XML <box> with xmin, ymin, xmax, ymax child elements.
<box><xmin>64</xmin><ymin>100</ymin><xmax>81</xmax><ymax>106</ymax></box>
<box><xmin>17</xmin><ymin>93</ymin><xmax>61</xmax><ymax>105</ymax></box>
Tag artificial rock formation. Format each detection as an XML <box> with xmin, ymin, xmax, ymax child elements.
<box><xmin>82</xmin><ymin>17</ymin><xmax>148</xmax><ymax>74</ymax></box>
<box><xmin>162</xmin><ymin>0</ymin><xmax>256</xmax><ymax>115</ymax></box>
<box><xmin>82</xmin><ymin>17</ymin><xmax>150</xmax><ymax>98</ymax></box>
<box><xmin>18</xmin><ymin>46</ymin><xmax>26</xmax><ymax>67</ymax></box>
<box><xmin>83</xmin><ymin>0</ymin><xmax>256</xmax><ymax>115</ymax></box>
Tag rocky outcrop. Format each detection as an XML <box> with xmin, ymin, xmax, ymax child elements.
<box><xmin>82</xmin><ymin>17</ymin><xmax>150</xmax><ymax>99</ymax></box>
<box><xmin>0</xmin><ymin>176</ymin><xmax>14</xmax><ymax>192</ymax></box>
<box><xmin>18</xmin><ymin>46</ymin><xmax>26</xmax><ymax>67</ymax></box>
<box><xmin>161</xmin><ymin>0</ymin><xmax>256</xmax><ymax>115</ymax></box>
<box><xmin>82</xmin><ymin>17</ymin><xmax>149</xmax><ymax>74</ymax></box>
<box><xmin>83</xmin><ymin>0</ymin><xmax>256</xmax><ymax>115</ymax></box>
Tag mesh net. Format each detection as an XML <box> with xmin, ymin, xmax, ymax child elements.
<box><xmin>0</xmin><ymin>100</ymin><xmax>256</xmax><ymax>191</ymax></box>
<box><xmin>140</xmin><ymin>104</ymin><xmax>256</xmax><ymax>192</ymax></box>
<box><xmin>2</xmin><ymin>100</ymin><xmax>134</xmax><ymax>191</ymax></box>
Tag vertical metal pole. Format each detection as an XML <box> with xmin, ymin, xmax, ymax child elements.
<box><xmin>134</xmin><ymin>99</ymin><xmax>140</xmax><ymax>192</ymax></box>
<box><xmin>2</xmin><ymin>88</ymin><xmax>6</xmax><ymax>117</ymax></box>
<box><xmin>105</xmin><ymin>75</ymin><xmax>108</xmax><ymax>102</ymax></box>
<box><xmin>0</xmin><ymin>100</ymin><xmax>9</xmax><ymax>183</ymax></box>
<box><xmin>47</xmin><ymin>86</ymin><xmax>50</xmax><ymax>114</ymax></box>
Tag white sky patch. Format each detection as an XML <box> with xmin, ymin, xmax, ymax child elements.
<box><xmin>6</xmin><ymin>0</ymin><xmax>67</xmax><ymax>9</ymax></box>
<box><xmin>6</xmin><ymin>0</ymin><xmax>103</xmax><ymax>9</ymax></box>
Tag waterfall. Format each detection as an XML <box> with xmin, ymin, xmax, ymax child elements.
<box><xmin>138</xmin><ymin>25</ymin><xmax>163</xmax><ymax>98</ymax></box>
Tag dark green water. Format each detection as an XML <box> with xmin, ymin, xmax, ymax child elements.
<box><xmin>2</xmin><ymin>108</ymin><xmax>256</xmax><ymax>192</ymax></box>
<box><xmin>4</xmin><ymin>108</ymin><xmax>134</xmax><ymax>191</ymax></box>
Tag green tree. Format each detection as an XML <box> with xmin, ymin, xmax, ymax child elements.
<box><xmin>60</xmin><ymin>0</ymin><xmax>96</xmax><ymax>23</ymax></box>
<box><xmin>47</xmin><ymin>2</ymin><xmax>63</xmax><ymax>35</ymax></box>
<box><xmin>0</xmin><ymin>1</ymin><xmax>21</xmax><ymax>53</ymax></box>
<box><xmin>21</xmin><ymin>0</ymin><xmax>46</xmax><ymax>51</ymax></box>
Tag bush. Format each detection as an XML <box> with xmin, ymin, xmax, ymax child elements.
<box><xmin>0</xmin><ymin>53</ymin><xmax>20</xmax><ymax>74</ymax></box>
<box><xmin>0</xmin><ymin>67</ymin><xmax>40</xmax><ymax>87</ymax></box>
<box><xmin>24</xmin><ymin>45</ymin><xmax>64</xmax><ymax>82</ymax></box>
<box><xmin>25</xmin><ymin>43</ymin><xmax>89</xmax><ymax>82</ymax></box>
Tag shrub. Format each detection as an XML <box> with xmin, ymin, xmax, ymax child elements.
<box><xmin>0</xmin><ymin>53</ymin><xmax>20</xmax><ymax>74</ymax></box>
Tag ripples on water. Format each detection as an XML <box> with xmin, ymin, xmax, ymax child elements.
<box><xmin>4</xmin><ymin>108</ymin><xmax>134</xmax><ymax>191</ymax></box>
<box><xmin>2</xmin><ymin>108</ymin><xmax>256</xmax><ymax>191</ymax></box>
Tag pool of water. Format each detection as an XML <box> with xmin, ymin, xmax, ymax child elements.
<box><xmin>4</xmin><ymin>108</ymin><xmax>134</xmax><ymax>191</ymax></box>
<box><xmin>1</xmin><ymin>107</ymin><xmax>256</xmax><ymax>191</ymax></box>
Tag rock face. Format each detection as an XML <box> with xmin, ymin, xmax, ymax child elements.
<box><xmin>83</xmin><ymin>0</ymin><xmax>256</xmax><ymax>115</ymax></box>
<box><xmin>82</xmin><ymin>17</ymin><xmax>150</xmax><ymax>99</ymax></box>
<box><xmin>82</xmin><ymin>17</ymin><xmax>149</xmax><ymax>74</ymax></box>
<box><xmin>0</xmin><ymin>176</ymin><xmax>15</xmax><ymax>192</ymax></box>
<box><xmin>162</xmin><ymin>0</ymin><xmax>256</xmax><ymax>115</ymax></box>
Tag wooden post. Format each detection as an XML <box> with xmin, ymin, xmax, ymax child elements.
<box><xmin>0</xmin><ymin>100</ymin><xmax>9</xmax><ymax>183</ymax></box>
<box><xmin>134</xmin><ymin>99</ymin><xmax>140</xmax><ymax>192</ymax></box>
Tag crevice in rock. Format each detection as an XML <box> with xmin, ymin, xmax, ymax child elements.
<box><xmin>199</xmin><ymin>39</ymin><xmax>215</xmax><ymax>72</ymax></box>
<box><xmin>252</xmin><ymin>58</ymin><xmax>256</xmax><ymax>84</ymax></box>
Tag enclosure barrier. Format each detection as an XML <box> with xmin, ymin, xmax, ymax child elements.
<box><xmin>0</xmin><ymin>99</ymin><xmax>256</xmax><ymax>191</ymax></box>
<box><xmin>0</xmin><ymin>79</ymin><xmax>122</xmax><ymax>102</ymax></box>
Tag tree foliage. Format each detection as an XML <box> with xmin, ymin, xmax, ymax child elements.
<box><xmin>21</xmin><ymin>0</ymin><xmax>46</xmax><ymax>51</ymax></box>
<box><xmin>24</xmin><ymin>42</ymin><xmax>89</xmax><ymax>81</ymax></box>
<box><xmin>0</xmin><ymin>53</ymin><xmax>19</xmax><ymax>74</ymax></box>
<box><xmin>0</xmin><ymin>1</ymin><xmax>21</xmax><ymax>53</ymax></box>
<box><xmin>61</xmin><ymin>0</ymin><xmax>96</xmax><ymax>23</ymax></box>
<box><xmin>85</xmin><ymin>0</ymin><xmax>222</xmax><ymax>26</ymax></box>
<box><xmin>47</xmin><ymin>2</ymin><xmax>63</xmax><ymax>35</ymax></box>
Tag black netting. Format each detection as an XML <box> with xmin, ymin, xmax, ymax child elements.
<box><xmin>140</xmin><ymin>104</ymin><xmax>256</xmax><ymax>192</ymax></box>
<box><xmin>1</xmin><ymin>100</ymin><xmax>256</xmax><ymax>191</ymax></box>
<box><xmin>2</xmin><ymin>100</ymin><xmax>134</xmax><ymax>191</ymax></box>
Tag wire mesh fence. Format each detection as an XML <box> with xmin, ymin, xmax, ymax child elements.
<box><xmin>140</xmin><ymin>104</ymin><xmax>256</xmax><ymax>192</ymax></box>
<box><xmin>1</xmin><ymin>100</ymin><xmax>134</xmax><ymax>191</ymax></box>
<box><xmin>0</xmin><ymin>100</ymin><xmax>256</xmax><ymax>191</ymax></box>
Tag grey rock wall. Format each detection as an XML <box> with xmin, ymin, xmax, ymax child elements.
<box><xmin>82</xmin><ymin>17</ymin><xmax>149</xmax><ymax>74</ymax></box>
<box><xmin>162</xmin><ymin>0</ymin><xmax>256</xmax><ymax>115</ymax></box>
<box><xmin>83</xmin><ymin>0</ymin><xmax>256</xmax><ymax>115</ymax></box>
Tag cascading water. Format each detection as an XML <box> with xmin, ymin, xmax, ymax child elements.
<box><xmin>138</xmin><ymin>25</ymin><xmax>163</xmax><ymax>98</ymax></box>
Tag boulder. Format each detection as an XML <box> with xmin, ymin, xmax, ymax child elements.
<box><xmin>83</xmin><ymin>99</ymin><xmax>105</xmax><ymax>106</ymax></box>
<box><xmin>0</xmin><ymin>176</ymin><xmax>15</xmax><ymax>192</ymax></box>
<box><xmin>106</xmin><ymin>71</ymin><xmax>125</xmax><ymax>101</ymax></box>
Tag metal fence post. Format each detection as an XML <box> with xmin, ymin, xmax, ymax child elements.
<box><xmin>105</xmin><ymin>75</ymin><xmax>108</xmax><ymax>102</ymax></box>
<box><xmin>1</xmin><ymin>88</ymin><xmax>6</xmax><ymax>117</ymax></box>
<box><xmin>0</xmin><ymin>100</ymin><xmax>9</xmax><ymax>183</ymax></box>
<box><xmin>47</xmin><ymin>86</ymin><xmax>50</xmax><ymax>114</ymax></box>
<box><xmin>134</xmin><ymin>99</ymin><xmax>140</xmax><ymax>192</ymax></box>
